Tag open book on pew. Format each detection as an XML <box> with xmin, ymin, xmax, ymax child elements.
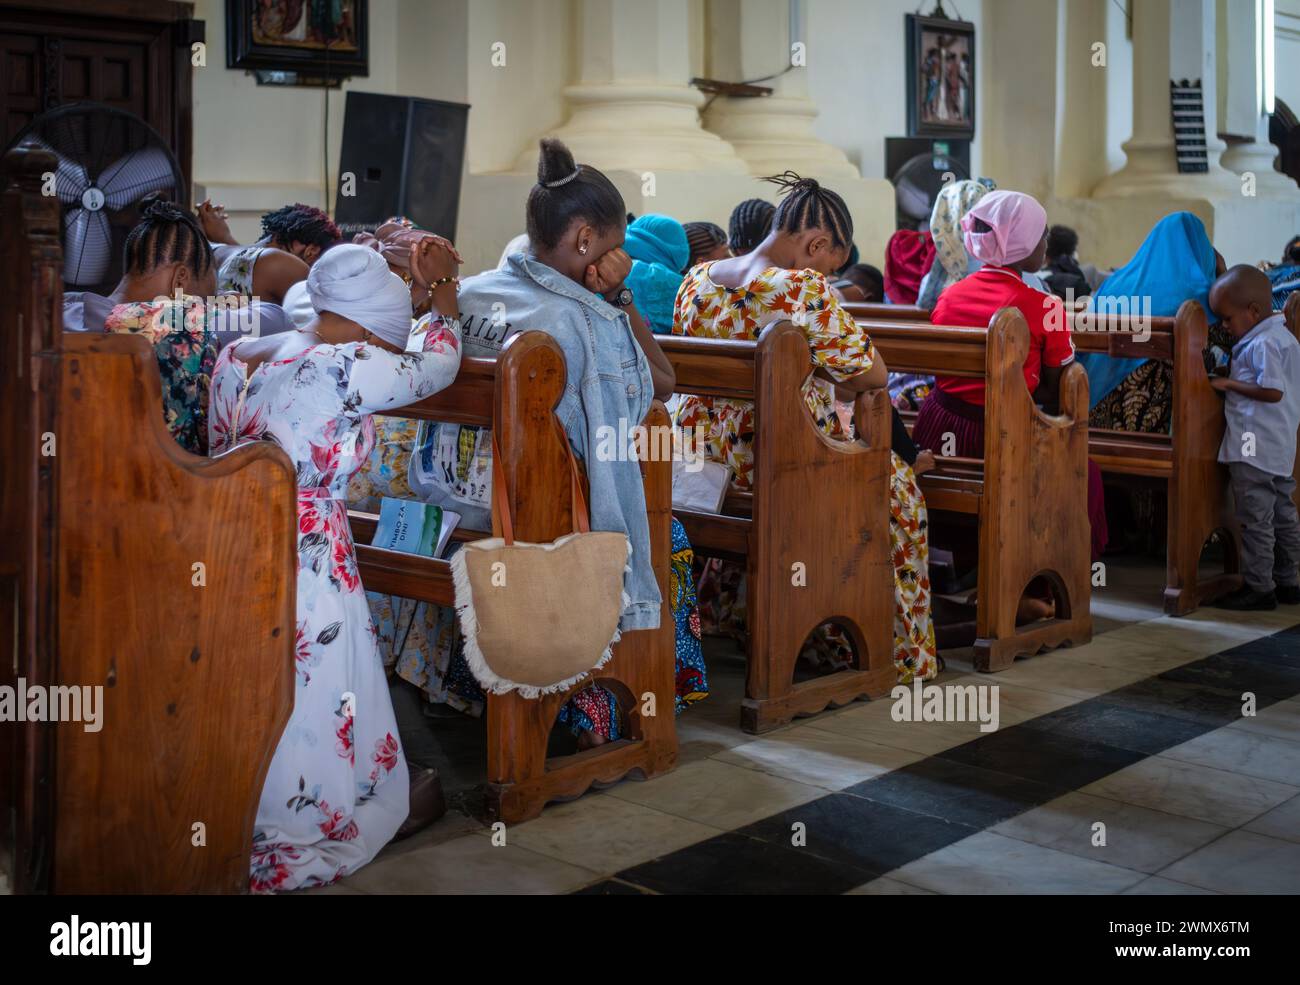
<box><xmin>372</xmin><ymin>497</ymin><xmax>461</xmax><ymax>559</ymax></box>
<box><xmin>671</xmin><ymin>457</ymin><xmax>731</xmax><ymax>513</ymax></box>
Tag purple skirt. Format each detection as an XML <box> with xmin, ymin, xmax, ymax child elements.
<box><xmin>913</xmin><ymin>388</ymin><xmax>985</xmax><ymax>457</ymax></box>
<box><xmin>912</xmin><ymin>389</ymin><xmax>1108</xmax><ymax>560</ymax></box>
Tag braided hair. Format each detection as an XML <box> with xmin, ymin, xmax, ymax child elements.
<box><xmin>122</xmin><ymin>200</ymin><xmax>214</xmax><ymax>278</ymax></box>
<box><xmin>260</xmin><ymin>203</ymin><xmax>342</xmax><ymax>250</ymax></box>
<box><xmin>728</xmin><ymin>198</ymin><xmax>775</xmax><ymax>254</ymax></box>
<box><xmin>761</xmin><ymin>171</ymin><xmax>854</xmax><ymax>250</ymax></box>
<box><xmin>526</xmin><ymin>138</ymin><xmax>625</xmax><ymax>251</ymax></box>
<box><xmin>684</xmin><ymin>221</ymin><xmax>727</xmax><ymax>269</ymax></box>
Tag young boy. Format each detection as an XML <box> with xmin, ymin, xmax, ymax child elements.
<box><xmin>1210</xmin><ymin>264</ymin><xmax>1300</xmax><ymax>610</ymax></box>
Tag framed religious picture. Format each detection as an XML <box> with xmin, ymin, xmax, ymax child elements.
<box><xmin>905</xmin><ymin>12</ymin><xmax>975</xmax><ymax>140</ymax></box>
<box><xmin>226</xmin><ymin>0</ymin><xmax>369</xmax><ymax>81</ymax></box>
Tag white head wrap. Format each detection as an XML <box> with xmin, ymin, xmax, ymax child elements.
<box><xmin>282</xmin><ymin>279</ymin><xmax>315</xmax><ymax>329</ymax></box>
<box><xmin>307</xmin><ymin>244</ymin><xmax>413</xmax><ymax>347</ymax></box>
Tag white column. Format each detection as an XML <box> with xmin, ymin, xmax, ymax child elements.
<box><xmin>512</xmin><ymin>0</ymin><xmax>745</xmax><ymax>173</ymax></box>
<box><xmin>1094</xmin><ymin>0</ymin><xmax>1239</xmax><ymax>196</ymax></box>
<box><xmin>700</xmin><ymin>0</ymin><xmax>859</xmax><ymax>179</ymax></box>
<box><xmin>1220</xmin><ymin>0</ymin><xmax>1297</xmax><ymax>194</ymax></box>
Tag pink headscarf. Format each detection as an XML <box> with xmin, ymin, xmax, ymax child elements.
<box><xmin>962</xmin><ymin>190</ymin><xmax>1047</xmax><ymax>267</ymax></box>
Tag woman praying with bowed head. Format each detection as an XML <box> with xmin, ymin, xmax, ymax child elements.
<box><xmin>209</xmin><ymin>241</ymin><xmax>463</xmax><ymax>892</ymax></box>
<box><xmin>403</xmin><ymin>138</ymin><xmax>710</xmax><ymax>743</ymax></box>
<box><xmin>198</xmin><ymin>200</ymin><xmax>342</xmax><ymax>305</ymax></box>
<box><xmin>673</xmin><ymin>171</ymin><xmax>939</xmax><ymax>684</ymax></box>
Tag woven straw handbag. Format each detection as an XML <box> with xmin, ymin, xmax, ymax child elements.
<box><xmin>449</xmin><ymin>431</ymin><xmax>630</xmax><ymax>698</ymax></box>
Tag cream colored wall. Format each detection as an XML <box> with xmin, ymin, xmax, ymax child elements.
<box><xmin>464</xmin><ymin>0</ymin><xmax>573</xmax><ymax>175</ymax></box>
<box><xmin>191</xmin><ymin>0</ymin><xmax>464</xmax><ymax>241</ymax></box>
<box><xmin>188</xmin><ymin>0</ymin><xmax>1296</xmax><ymax>271</ymax></box>
<box><xmin>804</xmin><ymin>0</ymin><xmax>985</xmax><ymax>180</ymax></box>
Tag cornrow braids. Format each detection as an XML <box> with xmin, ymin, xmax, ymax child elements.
<box><xmin>260</xmin><ymin>203</ymin><xmax>342</xmax><ymax>249</ymax></box>
<box><xmin>728</xmin><ymin>198</ymin><xmax>775</xmax><ymax>254</ymax></box>
<box><xmin>122</xmin><ymin>200</ymin><xmax>215</xmax><ymax>279</ymax></box>
<box><xmin>684</xmin><ymin>221</ymin><xmax>727</xmax><ymax>269</ymax></box>
<box><xmin>761</xmin><ymin>170</ymin><xmax>854</xmax><ymax>250</ymax></box>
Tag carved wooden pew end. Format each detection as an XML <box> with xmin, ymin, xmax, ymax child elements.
<box><xmin>663</xmin><ymin>321</ymin><xmax>898</xmax><ymax>733</ymax></box>
<box><xmin>349</xmin><ymin>333</ymin><xmax>677</xmax><ymax>823</ymax></box>
<box><xmin>5</xmin><ymin>145</ymin><xmax>299</xmax><ymax>894</ymax></box>
<box><xmin>860</xmin><ymin>308</ymin><xmax>1094</xmax><ymax>673</ymax></box>
<box><xmin>856</xmin><ymin>299</ymin><xmax>1244</xmax><ymax>617</ymax></box>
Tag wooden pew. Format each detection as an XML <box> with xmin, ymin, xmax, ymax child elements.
<box><xmin>856</xmin><ymin>308</ymin><xmax>1094</xmax><ymax>671</ymax></box>
<box><xmin>659</xmin><ymin>321</ymin><xmax>897</xmax><ymax>733</ymax></box>
<box><xmin>844</xmin><ymin>303</ymin><xmax>930</xmax><ymax>322</ymax></box>
<box><xmin>347</xmin><ymin>335</ymin><xmax>677</xmax><ymax>823</ymax></box>
<box><xmin>847</xmin><ymin>299</ymin><xmax>1243</xmax><ymax>615</ymax></box>
<box><xmin>1071</xmin><ymin>302</ymin><xmax>1240</xmax><ymax>613</ymax></box>
<box><xmin>1</xmin><ymin>145</ymin><xmax>298</xmax><ymax>894</ymax></box>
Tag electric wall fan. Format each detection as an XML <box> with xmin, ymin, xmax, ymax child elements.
<box><xmin>892</xmin><ymin>151</ymin><xmax>970</xmax><ymax>231</ymax></box>
<box><xmin>7</xmin><ymin>102</ymin><xmax>185</xmax><ymax>294</ymax></box>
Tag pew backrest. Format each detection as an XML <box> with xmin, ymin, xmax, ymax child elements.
<box><xmin>2</xmin><ymin>143</ymin><xmax>299</xmax><ymax>894</ymax></box>
<box><xmin>55</xmin><ymin>333</ymin><xmax>297</xmax><ymax>893</ymax></box>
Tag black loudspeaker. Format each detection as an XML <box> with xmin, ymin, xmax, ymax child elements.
<box><xmin>334</xmin><ymin>91</ymin><xmax>470</xmax><ymax>239</ymax></box>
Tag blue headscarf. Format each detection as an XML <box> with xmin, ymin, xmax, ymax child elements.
<box><xmin>623</xmin><ymin>214</ymin><xmax>689</xmax><ymax>334</ymax></box>
<box><xmin>1076</xmin><ymin>212</ymin><xmax>1217</xmax><ymax>410</ymax></box>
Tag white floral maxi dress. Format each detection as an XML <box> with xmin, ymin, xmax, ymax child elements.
<box><xmin>208</xmin><ymin>317</ymin><xmax>462</xmax><ymax>893</ymax></box>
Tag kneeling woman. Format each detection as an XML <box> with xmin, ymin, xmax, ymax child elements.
<box><xmin>209</xmin><ymin>242</ymin><xmax>462</xmax><ymax>892</ymax></box>
<box><xmin>673</xmin><ymin>173</ymin><xmax>938</xmax><ymax>683</ymax></box>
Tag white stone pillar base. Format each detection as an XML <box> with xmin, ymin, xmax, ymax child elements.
<box><xmin>1220</xmin><ymin>140</ymin><xmax>1298</xmax><ymax>196</ymax></box>
<box><xmin>1048</xmin><ymin>193</ymin><xmax>1300</xmax><ymax>271</ymax></box>
<box><xmin>514</xmin><ymin>84</ymin><xmax>748</xmax><ymax>175</ymax></box>
<box><xmin>703</xmin><ymin>95</ymin><xmax>860</xmax><ymax>180</ymax></box>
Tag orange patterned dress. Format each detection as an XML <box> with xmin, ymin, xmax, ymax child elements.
<box><xmin>672</xmin><ymin>263</ymin><xmax>938</xmax><ymax>682</ymax></box>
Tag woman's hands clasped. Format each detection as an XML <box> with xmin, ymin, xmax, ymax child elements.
<box><xmin>409</xmin><ymin>234</ymin><xmax>462</xmax><ymax>290</ymax></box>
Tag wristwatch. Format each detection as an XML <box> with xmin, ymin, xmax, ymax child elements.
<box><xmin>607</xmin><ymin>286</ymin><xmax>634</xmax><ymax>307</ymax></box>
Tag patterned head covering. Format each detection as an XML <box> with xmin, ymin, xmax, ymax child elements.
<box><xmin>930</xmin><ymin>178</ymin><xmax>993</xmax><ymax>281</ymax></box>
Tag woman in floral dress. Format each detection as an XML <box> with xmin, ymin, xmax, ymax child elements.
<box><xmin>209</xmin><ymin>242</ymin><xmax>462</xmax><ymax>892</ymax></box>
<box><xmin>673</xmin><ymin>173</ymin><xmax>938</xmax><ymax>683</ymax></box>
<box><xmin>106</xmin><ymin>295</ymin><xmax>217</xmax><ymax>455</ymax></box>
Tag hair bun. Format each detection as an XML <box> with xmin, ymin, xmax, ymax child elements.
<box><xmin>537</xmin><ymin>137</ymin><xmax>580</xmax><ymax>188</ymax></box>
<box><xmin>760</xmin><ymin>170</ymin><xmax>821</xmax><ymax>197</ymax></box>
<box><xmin>140</xmin><ymin>198</ymin><xmax>184</xmax><ymax>222</ymax></box>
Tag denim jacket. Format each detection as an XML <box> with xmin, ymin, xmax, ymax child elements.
<box><xmin>410</xmin><ymin>253</ymin><xmax>662</xmax><ymax>631</ymax></box>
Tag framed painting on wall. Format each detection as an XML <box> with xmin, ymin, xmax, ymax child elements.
<box><xmin>905</xmin><ymin>13</ymin><xmax>975</xmax><ymax>140</ymax></box>
<box><xmin>226</xmin><ymin>0</ymin><xmax>369</xmax><ymax>80</ymax></box>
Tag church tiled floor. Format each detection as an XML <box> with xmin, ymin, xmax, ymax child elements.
<box><xmin>311</xmin><ymin>557</ymin><xmax>1300</xmax><ymax>895</ymax></box>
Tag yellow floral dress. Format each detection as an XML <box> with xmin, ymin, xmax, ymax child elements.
<box><xmin>672</xmin><ymin>263</ymin><xmax>937</xmax><ymax>682</ymax></box>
